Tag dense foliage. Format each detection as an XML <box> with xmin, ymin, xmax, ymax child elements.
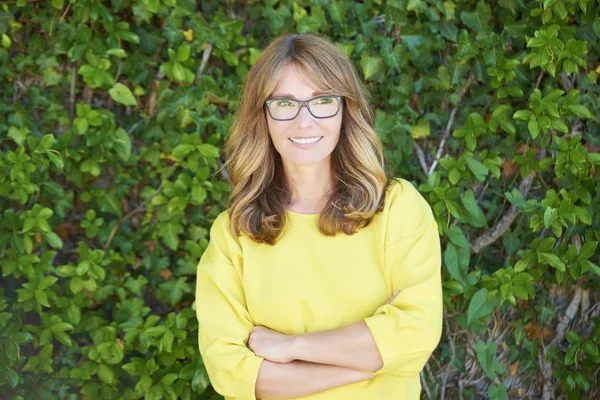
<box><xmin>1</xmin><ymin>0</ymin><xmax>599</xmax><ymax>399</ymax></box>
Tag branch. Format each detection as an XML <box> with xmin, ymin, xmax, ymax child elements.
<box><xmin>413</xmin><ymin>141</ymin><xmax>429</xmax><ymax>176</ymax></box>
<box><xmin>535</xmin><ymin>69</ymin><xmax>545</xmax><ymax>89</ymax></box>
<box><xmin>428</xmin><ymin>73</ymin><xmax>477</xmax><ymax>176</ymax></box>
<box><xmin>470</xmin><ymin>148</ymin><xmax>547</xmax><ymax>254</ymax></box>
<box><xmin>195</xmin><ymin>38</ymin><xmax>213</xmax><ymax>84</ymax></box>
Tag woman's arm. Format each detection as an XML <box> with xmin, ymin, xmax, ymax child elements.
<box><xmin>255</xmin><ymin>359</ymin><xmax>374</xmax><ymax>399</ymax></box>
<box><xmin>289</xmin><ymin>320</ymin><xmax>384</xmax><ymax>372</ymax></box>
<box><xmin>249</xmin><ymin>292</ymin><xmax>400</xmax><ymax>374</ymax></box>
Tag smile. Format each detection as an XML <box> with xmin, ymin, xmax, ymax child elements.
<box><xmin>289</xmin><ymin>136</ymin><xmax>323</xmax><ymax>144</ymax></box>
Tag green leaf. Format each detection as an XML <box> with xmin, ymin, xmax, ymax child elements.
<box><xmin>409</xmin><ymin>118</ymin><xmax>431</xmax><ymax>139</ymax></box>
<box><xmin>160</xmin><ymin>277</ymin><xmax>192</xmax><ymax>305</ymax></box>
<box><xmin>449</xmin><ymin>168</ymin><xmax>461</xmax><ymax>184</ymax></box>
<box><xmin>475</xmin><ymin>340</ymin><xmax>503</xmax><ymax>379</ymax></box>
<box><xmin>566</xmin><ymin>331</ymin><xmax>582</xmax><ymax>344</ymax></box>
<box><xmin>113</xmin><ymin>128</ymin><xmax>132</xmax><ymax>162</ymax></box>
<box><xmin>109</xmin><ymin>83</ymin><xmax>137</xmax><ymax>106</ymax></box>
<box><xmin>107</xmin><ymin>48</ymin><xmax>127</xmax><ymax>58</ymax></box>
<box><xmin>35</xmin><ymin>291</ymin><xmax>50</xmax><ymax>307</ymax></box>
<box><xmin>44</xmin><ymin>232</ymin><xmax>64</xmax><ymax>249</ymax></box>
<box><xmin>176</xmin><ymin>45</ymin><xmax>190</xmax><ymax>62</ymax></box>
<box><xmin>360</xmin><ymin>55</ymin><xmax>383</xmax><ymax>80</ymax></box>
<box><xmin>539</xmin><ymin>252</ymin><xmax>566</xmax><ymax>271</ymax></box>
<box><xmin>197</xmin><ymin>144</ymin><xmax>220</xmax><ymax>158</ymax></box>
<box><xmin>444</xmin><ymin>243</ymin><xmax>461</xmax><ymax>282</ymax></box>
<box><xmin>568</xmin><ymin>105</ymin><xmax>592</xmax><ymax>118</ymax></box>
<box><xmin>565</xmin><ymin>345</ymin><xmax>579</xmax><ymax>365</ymax></box>
<box><xmin>460</xmin><ymin>189</ymin><xmax>487</xmax><ymax>227</ymax></box>
<box><xmin>446</xmin><ymin>224</ymin><xmax>471</xmax><ymax>249</ymax></box>
<box><xmin>578</xmin><ymin>241</ymin><xmax>597</xmax><ymax>260</ymax></box>
<box><xmin>161</xmin><ymin>222</ymin><xmax>183</xmax><ymax>250</ymax></box>
<box><xmin>161</xmin><ymin>373</ymin><xmax>178</xmax><ymax>385</ymax></box>
<box><xmin>38</xmin><ymin>276</ymin><xmax>58</xmax><ymax>290</ymax></box>
<box><xmin>460</xmin><ymin>1</ymin><xmax>491</xmax><ymax>31</ymax></box>
<box><xmin>466</xmin><ymin>157</ymin><xmax>489</xmax><ymax>181</ymax></box>
<box><xmin>582</xmin><ymin>339</ymin><xmax>599</xmax><ymax>357</ymax></box>
<box><xmin>98</xmin><ymin>364</ymin><xmax>114</xmax><ymax>384</ymax></box>
<box><xmin>172</xmin><ymin>62</ymin><xmax>187</xmax><ymax>81</ymax></box>
<box><xmin>468</xmin><ymin>288</ymin><xmax>498</xmax><ymax>324</ymax></box>
<box><xmin>528</xmin><ymin>118</ymin><xmax>539</xmax><ymax>138</ymax></box>
<box><xmin>513</xmin><ymin>110</ymin><xmax>533</xmax><ymax>120</ymax></box>
<box><xmin>123</xmin><ymin>359</ymin><xmax>145</xmax><ymax>376</ymax></box>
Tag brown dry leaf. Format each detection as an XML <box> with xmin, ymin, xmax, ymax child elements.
<box><xmin>524</xmin><ymin>322</ymin><xmax>540</xmax><ymax>340</ymax></box>
<box><xmin>146</xmin><ymin>240</ymin><xmax>156</xmax><ymax>253</ymax></box>
<box><xmin>541</xmin><ymin>326</ymin><xmax>553</xmax><ymax>341</ymax></box>
<box><xmin>35</xmin><ymin>232</ymin><xmax>43</xmax><ymax>243</ymax></box>
<box><xmin>147</xmin><ymin>79</ymin><xmax>159</xmax><ymax>116</ymax></box>
<box><xmin>159</xmin><ymin>268</ymin><xmax>172</xmax><ymax>280</ymax></box>
<box><xmin>115</xmin><ymin>338</ymin><xmax>124</xmax><ymax>351</ymax></box>
<box><xmin>509</xmin><ymin>361</ymin><xmax>519</xmax><ymax>376</ymax></box>
<box><xmin>84</xmin><ymin>288</ymin><xmax>98</xmax><ymax>309</ymax></box>
<box><xmin>206</xmin><ymin>93</ymin><xmax>229</xmax><ymax>105</ymax></box>
<box><xmin>516</xmin><ymin>143</ymin><xmax>530</xmax><ymax>155</ymax></box>
<box><xmin>502</xmin><ymin>159</ymin><xmax>519</xmax><ymax>180</ymax></box>
<box><xmin>392</xmin><ymin>25</ymin><xmax>402</xmax><ymax>40</ymax></box>
<box><xmin>524</xmin><ymin>322</ymin><xmax>553</xmax><ymax>341</ymax></box>
<box><xmin>516</xmin><ymin>298</ymin><xmax>528</xmax><ymax>308</ymax></box>
<box><xmin>584</xmin><ymin>143</ymin><xmax>599</xmax><ymax>153</ymax></box>
<box><xmin>409</xmin><ymin>93</ymin><xmax>420</xmax><ymax>113</ymax></box>
<box><xmin>55</xmin><ymin>221</ymin><xmax>76</xmax><ymax>241</ymax></box>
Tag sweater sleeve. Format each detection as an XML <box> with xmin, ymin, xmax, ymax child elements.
<box><xmin>363</xmin><ymin>179</ymin><xmax>443</xmax><ymax>377</ymax></box>
<box><xmin>194</xmin><ymin>212</ymin><xmax>264</xmax><ymax>399</ymax></box>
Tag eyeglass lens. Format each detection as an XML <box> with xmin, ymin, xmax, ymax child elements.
<box><xmin>268</xmin><ymin>96</ymin><xmax>339</xmax><ymax>120</ymax></box>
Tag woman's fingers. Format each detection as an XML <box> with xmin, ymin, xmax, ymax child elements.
<box><xmin>385</xmin><ymin>289</ymin><xmax>401</xmax><ymax>305</ymax></box>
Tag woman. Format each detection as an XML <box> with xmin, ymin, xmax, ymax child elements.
<box><xmin>194</xmin><ymin>33</ymin><xmax>443</xmax><ymax>399</ymax></box>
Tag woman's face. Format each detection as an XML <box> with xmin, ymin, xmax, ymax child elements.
<box><xmin>265</xmin><ymin>63</ymin><xmax>342</xmax><ymax>167</ymax></box>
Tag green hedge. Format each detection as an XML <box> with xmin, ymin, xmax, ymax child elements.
<box><xmin>1</xmin><ymin>0</ymin><xmax>599</xmax><ymax>399</ymax></box>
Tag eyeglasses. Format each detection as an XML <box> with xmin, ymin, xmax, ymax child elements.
<box><xmin>264</xmin><ymin>95</ymin><xmax>342</xmax><ymax>121</ymax></box>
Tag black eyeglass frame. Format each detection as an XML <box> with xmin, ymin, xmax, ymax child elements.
<box><xmin>264</xmin><ymin>95</ymin><xmax>343</xmax><ymax>121</ymax></box>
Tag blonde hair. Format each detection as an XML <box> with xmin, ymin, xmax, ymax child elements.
<box><xmin>222</xmin><ymin>33</ymin><xmax>394</xmax><ymax>245</ymax></box>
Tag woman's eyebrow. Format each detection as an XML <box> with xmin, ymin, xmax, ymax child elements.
<box><xmin>270</xmin><ymin>91</ymin><xmax>329</xmax><ymax>99</ymax></box>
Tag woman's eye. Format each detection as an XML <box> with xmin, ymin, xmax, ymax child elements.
<box><xmin>275</xmin><ymin>100</ymin><xmax>292</xmax><ymax>107</ymax></box>
<box><xmin>317</xmin><ymin>98</ymin><xmax>333</xmax><ymax>104</ymax></box>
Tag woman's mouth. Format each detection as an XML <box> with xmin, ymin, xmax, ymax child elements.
<box><xmin>288</xmin><ymin>136</ymin><xmax>323</xmax><ymax>147</ymax></box>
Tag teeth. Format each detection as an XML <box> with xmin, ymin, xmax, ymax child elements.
<box><xmin>290</xmin><ymin>137</ymin><xmax>322</xmax><ymax>144</ymax></box>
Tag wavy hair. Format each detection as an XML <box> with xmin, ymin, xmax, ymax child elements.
<box><xmin>222</xmin><ymin>33</ymin><xmax>395</xmax><ymax>245</ymax></box>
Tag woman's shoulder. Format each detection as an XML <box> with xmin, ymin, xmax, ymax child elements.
<box><xmin>385</xmin><ymin>177</ymin><xmax>427</xmax><ymax>208</ymax></box>
<box><xmin>383</xmin><ymin>177</ymin><xmax>436</xmax><ymax>239</ymax></box>
<box><xmin>208</xmin><ymin>209</ymin><xmax>237</xmax><ymax>243</ymax></box>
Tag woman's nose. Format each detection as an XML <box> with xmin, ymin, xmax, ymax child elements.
<box><xmin>296</xmin><ymin>104</ymin><xmax>314</xmax><ymax>122</ymax></box>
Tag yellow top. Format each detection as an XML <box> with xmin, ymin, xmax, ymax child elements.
<box><xmin>194</xmin><ymin>177</ymin><xmax>443</xmax><ymax>400</ymax></box>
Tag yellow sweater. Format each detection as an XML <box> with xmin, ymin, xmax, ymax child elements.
<box><xmin>194</xmin><ymin>177</ymin><xmax>443</xmax><ymax>399</ymax></box>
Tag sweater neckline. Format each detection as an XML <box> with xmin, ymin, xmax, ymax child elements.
<box><xmin>285</xmin><ymin>209</ymin><xmax>320</xmax><ymax>217</ymax></box>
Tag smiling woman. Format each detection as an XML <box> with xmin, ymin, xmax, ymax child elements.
<box><xmin>194</xmin><ymin>33</ymin><xmax>443</xmax><ymax>400</ymax></box>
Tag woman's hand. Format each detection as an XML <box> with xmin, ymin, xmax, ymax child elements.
<box><xmin>248</xmin><ymin>325</ymin><xmax>297</xmax><ymax>363</ymax></box>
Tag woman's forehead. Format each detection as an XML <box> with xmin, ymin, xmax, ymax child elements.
<box><xmin>270</xmin><ymin>64</ymin><xmax>328</xmax><ymax>98</ymax></box>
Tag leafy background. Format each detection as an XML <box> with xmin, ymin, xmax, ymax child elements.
<box><xmin>1</xmin><ymin>0</ymin><xmax>599</xmax><ymax>399</ymax></box>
